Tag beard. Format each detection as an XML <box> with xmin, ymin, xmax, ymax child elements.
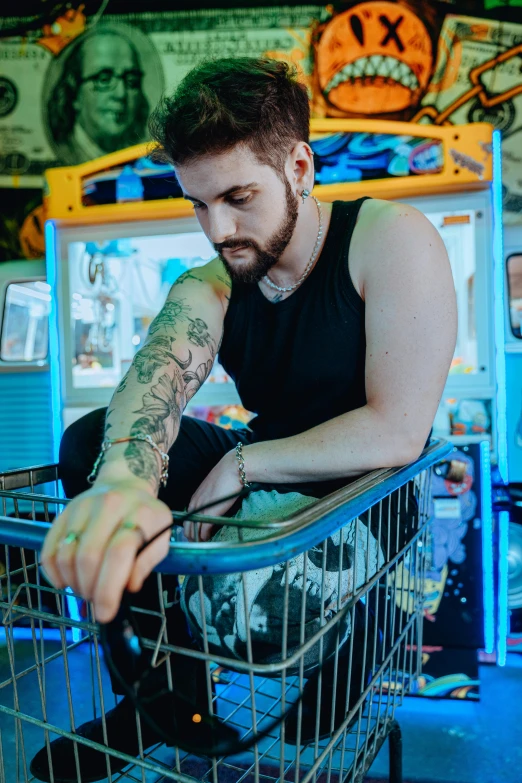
<box><xmin>215</xmin><ymin>178</ymin><xmax>299</xmax><ymax>285</ymax></box>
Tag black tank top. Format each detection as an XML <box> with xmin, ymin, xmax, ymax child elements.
<box><xmin>219</xmin><ymin>197</ymin><xmax>369</xmax><ymax>441</ymax></box>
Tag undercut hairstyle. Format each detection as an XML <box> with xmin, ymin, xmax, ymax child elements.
<box><xmin>148</xmin><ymin>57</ymin><xmax>310</xmax><ymax>174</ymax></box>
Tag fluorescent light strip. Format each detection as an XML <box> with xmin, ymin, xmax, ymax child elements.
<box><xmin>45</xmin><ymin>221</ymin><xmax>83</xmax><ymax>641</ymax></box>
<box><xmin>497</xmin><ymin>509</ymin><xmax>509</xmax><ymax>667</ymax></box>
<box><xmin>492</xmin><ymin>130</ymin><xmax>508</xmax><ymax>484</ymax></box>
<box><xmin>480</xmin><ymin>439</ymin><xmax>495</xmax><ymax>655</ymax></box>
<box><xmin>44</xmin><ymin>220</ymin><xmax>63</xmax><ymax>464</ymax></box>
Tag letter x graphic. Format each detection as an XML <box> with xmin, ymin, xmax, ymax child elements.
<box><xmin>379</xmin><ymin>14</ymin><xmax>405</xmax><ymax>53</ymax></box>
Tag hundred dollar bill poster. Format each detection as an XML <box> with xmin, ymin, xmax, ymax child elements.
<box><xmin>0</xmin><ymin>7</ymin><xmax>320</xmax><ymax>188</ymax></box>
<box><xmin>414</xmin><ymin>14</ymin><xmax>522</xmax><ymax>224</ymax></box>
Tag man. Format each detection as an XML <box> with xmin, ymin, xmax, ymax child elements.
<box><xmin>32</xmin><ymin>57</ymin><xmax>457</xmax><ymax>782</ymax></box>
<box><xmin>47</xmin><ymin>28</ymin><xmax>150</xmax><ymax>165</ymax></box>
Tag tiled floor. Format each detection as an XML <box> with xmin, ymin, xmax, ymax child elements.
<box><xmin>366</xmin><ymin>654</ymin><xmax>522</xmax><ymax>783</ymax></box>
<box><xmin>1</xmin><ymin>635</ymin><xmax>521</xmax><ymax>783</ymax></box>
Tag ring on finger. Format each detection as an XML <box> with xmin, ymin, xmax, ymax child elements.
<box><xmin>60</xmin><ymin>531</ymin><xmax>82</xmax><ymax>547</ymax></box>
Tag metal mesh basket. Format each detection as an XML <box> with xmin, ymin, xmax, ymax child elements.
<box><xmin>0</xmin><ymin>440</ymin><xmax>450</xmax><ymax>783</ymax></box>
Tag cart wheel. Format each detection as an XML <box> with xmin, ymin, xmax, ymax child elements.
<box><xmin>388</xmin><ymin>719</ymin><xmax>403</xmax><ymax>783</ymax></box>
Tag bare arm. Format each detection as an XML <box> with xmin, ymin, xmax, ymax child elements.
<box><xmin>97</xmin><ymin>259</ymin><xmax>231</xmax><ymax>492</ymax></box>
<box><xmin>239</xmin><ymin>200</ymin><xmax>458</xmax><ymax>482</ymax></box>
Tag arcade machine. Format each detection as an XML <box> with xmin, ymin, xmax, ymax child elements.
<box><xmin>306</xmin><ymin>119</ymin><xmax>506</xmax><ymax>696</ymax></box>
<box><xmin>44</xmin><ymin>119</ymin><xmax>505</xmax><ymax>694</ymax></box>
<box><xmin>504</xmin><ymin>215</ymin><xmax>522</xmax><ymax>655</ymax></box>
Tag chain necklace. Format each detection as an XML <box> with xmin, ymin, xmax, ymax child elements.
<box><xmin>262</xmin><ymin>196</ymin><xmax>323</xmax><ymax>293</ymax></box>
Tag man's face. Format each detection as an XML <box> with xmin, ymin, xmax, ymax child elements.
<box><xmin>176</xmin><ymin>146</ymin><xmax>300</xmax><ymax>284</ymax></box>
<box><xmin>74</xmin><ymin>34</ymin><xmax>143</xmax><ymax>149</ymax></box>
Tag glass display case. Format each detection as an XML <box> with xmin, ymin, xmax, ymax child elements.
<box><xmin>49</xmin><ymin>217</ymin><xmax>241</xmax><ymax>418</ymax></box>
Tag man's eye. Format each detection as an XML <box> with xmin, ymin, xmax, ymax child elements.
<box><xmin>192</xmin><ymin>203</ymin><xmax>206</xmax><ymax>211</ymax></box>
<box><xmin>230</xmin><ymin>196</ymin><xmax>250</xmax><ymax>205</ymax></box>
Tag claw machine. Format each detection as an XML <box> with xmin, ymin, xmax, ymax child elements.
<box><xmin>44</xmin><ymin>151</ymin><xmax>243</xmax><ymax>447</ymax></box>
<box><xmin>43</xmin><ymin>119</ymin><xmax>504</xmax><ymax>686</ymax></box>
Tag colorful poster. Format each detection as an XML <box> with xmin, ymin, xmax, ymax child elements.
<box><xmin>415</xmin><ymin>14</ymin><xmax>522</xmax><ymax>224</ymax></box>
<box><xmin>0</xmin><ymin>7</ymin><xmax>319</xmax><ymax>188</ymax></box>
<box><xmin>310</xmin><ymin>0</ymin><xmax>440</xmax><ymax>120</ymax></box>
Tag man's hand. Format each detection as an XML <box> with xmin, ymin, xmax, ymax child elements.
<box><xmin>183</xmin><ymin>449</ymin><xmax>242</xmax><ymax>541</ymax></box>
<box><xmin>40</xmin><ymin>478</ymin><xmax>173</xmax><ymax>623</ymax></box>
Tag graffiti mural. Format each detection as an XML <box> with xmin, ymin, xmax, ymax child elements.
<box><xmin>312</xmin><ymin>0</ymin><xmax>439</xmax><ymax>119</ymax></box>
<box><xmin>416</xmin><ymin>14</ymin><xmax>522</xmax><ymax>224</ymax></box>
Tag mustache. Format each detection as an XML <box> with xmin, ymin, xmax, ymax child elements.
<box><xmin>214</xmin><ymin>239</ymin><xmax>254</xmax><ymax>253</ymax></box>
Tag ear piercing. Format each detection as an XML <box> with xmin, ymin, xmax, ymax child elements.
<box><xmin>301</xmin><ymin>188</ymin><xmax>310</xmax><ymax>203</ymax></box>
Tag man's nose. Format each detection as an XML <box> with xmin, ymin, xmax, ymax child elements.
<box><xmin>110</xmin><ymin>76</ymin><xmax>127</xmax><ymax>100</ymax></box>
<box><xmin>207</xmin><ymin>207</ymin><xmax>236</xmax><ymax>246</ymax></box>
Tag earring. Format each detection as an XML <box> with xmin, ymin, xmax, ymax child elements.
<box><xmin>301</xmin><ymin>188</ymin><xmax>310</xmax><ymax>203</ymax></box>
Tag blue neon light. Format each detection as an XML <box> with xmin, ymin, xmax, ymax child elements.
<box><xmin>480</xmin><ymin>440</ymin><xmax>495</xmax><ymax>655</ymax></box>
<box><xmin>0</xmin><ymin>627</ymin><xmax>76</xmax><ymax>644</ymax></box>
<box><xmin>45</xmin><ymin>221</ymin><xmax>83</xmax><ymax>641</ymax></box>
<box><xmin>64</xmin><ymin>586</ymin><xmax>83</xmax><ymax>644</ymax></box>
<box><xmin>44</xmin><ymin>220</ymin><xmax>63</xmax><ymax>464</ymax></box>
<box><xmin>497</xmin><ymin>509</ymin><xmax>509</xmax><ymax>667</ymax></box>
<box><xmin>492</xmin><ymin>130</ymin><xmax>508</xmax><ymax>484</ymax></box>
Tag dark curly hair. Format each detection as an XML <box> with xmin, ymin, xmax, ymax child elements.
<box><xmin>148</xmin><ymin>57</ymin><xmax>310</xmax><ymax>175</ymax></box>
<box><xmin>48</xmin><ymin>28</ymin><xmax>149</xmax><ymax>150</ymax></box>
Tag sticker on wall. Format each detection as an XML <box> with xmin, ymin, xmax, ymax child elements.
<box><xmin>415</xmin><ymin>14</ymin><xmax>522</xmax><ymax>224</ymax></box>
<box><xmin>313</xmin><ymin>1</ymin><xmax>435</xmax><ymax>118</ymax></box>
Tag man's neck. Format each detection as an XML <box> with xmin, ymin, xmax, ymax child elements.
<box><xmin>261</xmin><ymin>199</ymin><xmax>333</xmax><ymax>291</ymax></box>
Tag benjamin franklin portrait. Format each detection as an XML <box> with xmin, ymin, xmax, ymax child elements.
<box><xmin>44</xmin><ymin>23</ymin><xmax>164</xmax><ymax>166</ymax></box>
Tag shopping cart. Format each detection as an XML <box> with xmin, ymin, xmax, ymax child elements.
<box><xmin>0</xmin><ymin>438</ymin><xmax>451</xmax><ymax>783</ymax></box>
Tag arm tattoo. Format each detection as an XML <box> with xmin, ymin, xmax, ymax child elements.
<box><xmin>123</xmin><ymin>373</ymin><xmax>185</xmax><ymax>484</ymax></box>
<box><xmin>132</xmin><ymin>335</ymin><xmax>192</xmax><ymax>384</ymax></box>
<box><xmin>216</xmin><ymin>273</ymin><xmax>231</xmax><ymax>289</ymax></box>
<box><xmin>183</xmin><ymin>359</ymin><xmax>213</xmax><ymax>401</ymax></box>
<box><xmin>187</xmin><ymin>317</ymin><xmax>216</xmax><ymax>359</ymax></box>
<box><xmin>124</xmin><ymin>416</ymin><xmax>167</xmax><ymax>485</ymax></box>
<box><xmin>115</xmin><ymin>374</ymin><xmax>129</xmax><ymax>394</ymax></box>
<box><xmin>148</xmin><ymin>298</ymin><xmax>192</xmax><ymax>336</ymax></box>
<box><xmin>172</xmin><ymin>270</ymin><xmax>204</xmax><ymax>286</ymax></box>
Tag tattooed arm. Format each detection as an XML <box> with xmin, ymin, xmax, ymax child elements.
<box><xmin>40</xmin><ymin>258</ymin><xmax>231</xmax><ymax>622</ymax></box>
<box><xmin>98</xmin><ymin>257</ymin><xmax>231</xmax><ymax>491</ymax></box>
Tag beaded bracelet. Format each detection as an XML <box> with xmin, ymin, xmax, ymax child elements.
<box><xmin>235</xmin><ymin>442</ymin><xmax>252</xmax><ymax>489</ymax></box>
<box><xmin>87</xmin><ymin>434</ymin><xmax>170</xmax><ymax>488</ymax></box>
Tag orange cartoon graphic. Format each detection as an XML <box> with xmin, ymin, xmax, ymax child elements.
<box><xmin>314</xmin><ymin>1</ymin><xmax>434</xmax><ymax>117</ymax></box>
<box><xmin>37</xmin><ymin>6</ymin><xmax>87</xmax><ymax>56</ymax></box>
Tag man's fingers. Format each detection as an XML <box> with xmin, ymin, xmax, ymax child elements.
<box><xmin>73</xmin><ymin>491</ymin><xmax>138</xmax><ymax>599</ymax></box>
<box><xmin>92</xmin><ymin>523</ymin><xmax>170</xmax><ymax>622</ymax></box>
<box><xmin>127</xmin><ymin>529</ymin><xmax>172</xmax><ymax>593</ymax></box>
<box><xmin>41</xmin><ymin>503</ymin><xmax>91</xmax><ymax>591</ymax></box>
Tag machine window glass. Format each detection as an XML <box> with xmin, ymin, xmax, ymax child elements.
<box><xmin>426</xmin><ymin>211</ymin><xmax>478</xmax><ymax>374</ymax></box>
<box><xmin>67</xmin><ymin>232</ymin><xmax>228</xmax><ymax>390</ymax></box>
<box><xmin>507</xmin><ymin>253</ymin><xmax>522</xmax><ymax>339</ymax></box>
<box><xmin>0</xmin><ymin>281</ymin><xmax>51</xmax><ymax>362</ymax></box>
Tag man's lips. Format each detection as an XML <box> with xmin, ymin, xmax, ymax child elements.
<box><xmin>224</xmin><ymin>245</ymin><xmax>249</xmax><ymax>255</ymax></box>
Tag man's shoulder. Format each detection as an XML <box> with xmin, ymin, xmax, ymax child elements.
<box><xmin>355</xmin><ymin>197</ymin><xmax>428</xmax><ymax>233</ymax></box>
<box><xmin>349</xmin><ymin>197</ymin><xmax>443</xmax><ymax>296</ymax></box>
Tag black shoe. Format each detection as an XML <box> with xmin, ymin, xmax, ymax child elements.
<box><xmin>30</xmin><ymin>695</ymin><xmax>163</xmax><ymax>783</ymax></box>
<box><xmin>29</xmin><ymin>685</ymin><xmax>239</xmax><ymax>783</ymax></box>
<box><xmin>285</xmin><ymin>602</ymin><xmax>382</xmax><ymax>745</ymax></box>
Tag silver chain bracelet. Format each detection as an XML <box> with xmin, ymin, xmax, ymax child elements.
<box><xmin>235</xmin><ymin>442</ymin><xmax>251</xmax><ymax>489</ymax></box>
<box><xmin>87</xmin><ymin>434</ymin><xmax>170</xmax><ymax>488</ymax></box>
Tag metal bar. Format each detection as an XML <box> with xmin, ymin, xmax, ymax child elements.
<box><xmin>0</xmin><ymin>440</ymin><xmax>451</xmax><ymax>575</ymax></box>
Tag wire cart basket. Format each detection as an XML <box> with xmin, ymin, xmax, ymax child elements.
<box><xmin>0</xmin><ymin>439</ymin><xmax>451</xmax><ymax>783</ymax></box>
